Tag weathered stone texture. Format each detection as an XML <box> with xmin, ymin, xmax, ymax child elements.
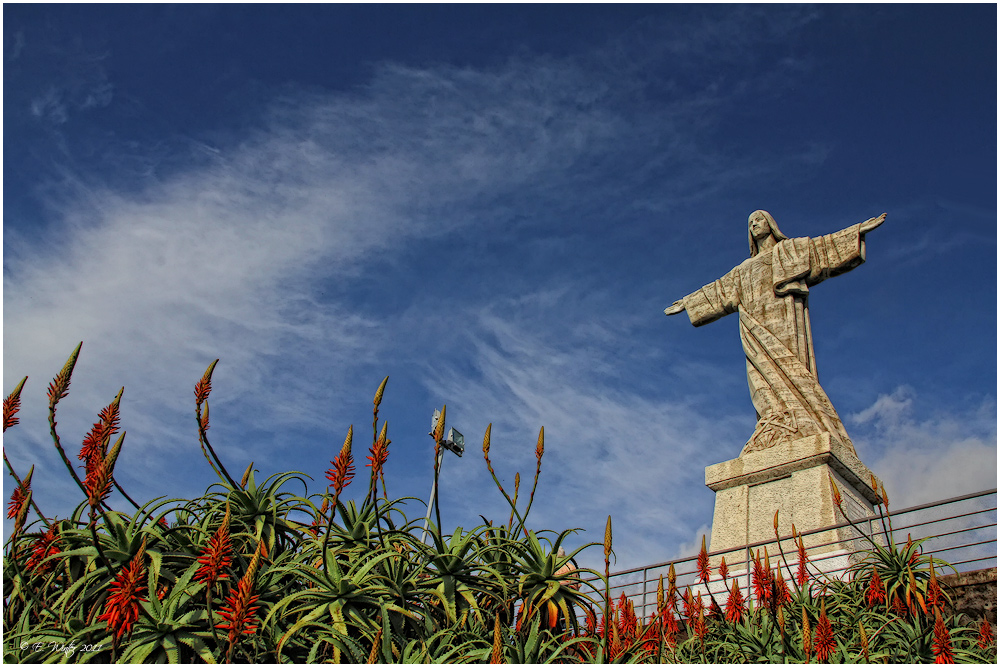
<box><xmin>941</xmin><ymin>567</ymin><xmax>997</xmax><ymax>626</ymax></box>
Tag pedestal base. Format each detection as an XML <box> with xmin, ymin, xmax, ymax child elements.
<box><xmin>705</xmin><ymin>433</ymin><xmax>882</xmax><ymax>573</ymax></box>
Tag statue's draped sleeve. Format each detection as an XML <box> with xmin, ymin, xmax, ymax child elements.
<box><xmin>681</xmin><ymin>267</ymin><xmax>743</xmax><ymax>327</ymax></box>
<box><xmin>773</xmin><ymin>223</ymin><xmax>866</xmax><ymax>297</ymax></box>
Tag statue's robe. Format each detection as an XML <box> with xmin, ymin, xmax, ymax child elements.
<box><xmin>681</xmin><ymin>223</ymin><xmax>866</xmax><ymax>455</ymax></box>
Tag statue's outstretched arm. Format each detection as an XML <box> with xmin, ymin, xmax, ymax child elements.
<box><xmin>663</xmin><ymin>300</ymin><xmax>686</xmax><ymax>316</ymax></box>
<box><xmin>859</xmin><ymin>212</ymin><xmax>887</xmax><ymax>234</ymax></box>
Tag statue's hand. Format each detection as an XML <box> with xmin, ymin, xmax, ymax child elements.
<box><xmin>663</xmin><ymin>300</ymin><xmax>686</xmax><ymax>316</ymax></box>
<box><xmin>859</xmin><ymin>212</ymin><xmax>887</xmax><ymax>234</ymax></box>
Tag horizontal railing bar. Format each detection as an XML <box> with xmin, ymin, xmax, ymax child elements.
<box><xmin>587</xmin><ymin>488</ymin><xmax>998</xmax><ymax>618</ymax></box>
<box><xmin>887</xmin><ymin>488</ymin><xmax>997</xmax><ymax>517</ymax></box>
<box><xmin>887</xmin><ymin>509</ymin><xmax>997</xmax><ymax>534</ymax></box>
<box><xmin>914</xmin><ymin>523</ymin><xmax>998</xmax><ymax>543</ymax></box>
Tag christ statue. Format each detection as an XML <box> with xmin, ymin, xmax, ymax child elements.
<box><xmin>664</xmin><ymin>210</ymin><xmax>886</xmax><ymax>456</ymax></box>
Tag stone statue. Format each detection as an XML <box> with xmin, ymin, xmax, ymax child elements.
<box><xmin>665</xmin><ymin>210</ymin><xmax>886</xmax><ymax>456</ymax></box>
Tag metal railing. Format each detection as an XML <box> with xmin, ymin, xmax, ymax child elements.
<box><xmin>592</xmin><ymin>488</ymin><xmax>996</xmax><ymax>620</ymax></box>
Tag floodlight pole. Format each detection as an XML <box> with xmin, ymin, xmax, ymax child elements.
<box><xmin>421</xmin><ymin>413</ymin><xmax>465</xmax><ymax>545</ymax></box>
<box><xmin>420</xmin><ymin>447</ymin><xmax>447</xmax><ymax>545</ymax></box>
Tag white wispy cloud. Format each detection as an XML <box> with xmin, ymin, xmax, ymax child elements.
<box><xmin>849</xmin><ymin>387</ymin><xmax>997</xmax><ymax>508</ymax></box>
<box><xmin>8</xmin><ymin>7</ymin><xmax>987</xmax><ymax>582</ymax></box>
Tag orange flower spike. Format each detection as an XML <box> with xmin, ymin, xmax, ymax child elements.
<box><xmin>433</xmin><ymin>405</ymin><xmax>446</xmax><ymax>443</ymax></box>
<box><xmin>47</xmin><ymin>342</ymin><xmax>82</xmax><ymax>407</ymax></box>
<box><xmin>240</xmin><ymin>461</ymin><xmax>253</xmax><ymax>489</ymax></box>
<box><xmin>696</xmin><ymin>535</ymin><xmax>711</xmax><ymax>583</ymax></box>
<box><xmin>26</xmin><ymin>522</ymin><xmax>60</xmax><ymax>574</ymax></box>
<box><xmin>932</xmin><ymin>608</ymin><xmax>955</xmax><ymax>663</ymax></box>
<box><xmin>858</xmin><ymin>621</ymin><xmax>870</xmax><ymax>662</ymax></box>
<box><xmin>373</xmin><ymin>376</ymin><xmax>389</xmax><ymax>410</ymax></box>
<box><xmin>366</xmin><ymin>422</ymin><xmax>390</xmax><ymax>475</ymax></box>
<box><xmin>866</xmin><ymin>568</ymin><xmax>886</xmax><ymax>607</ymax></box>
<box><xmin>813</xmin><ymin>599</ymin><xmax>836</xmax><ymax>662</ymax></box>
<box><xmin>719</xmin><ymin>556</ymin><xmax>729</xmax><ymax>581</ymax></box>
<box><xmin>535</xmin><ymin>426</ymin><xmax>544</xmax><ymax>463</ymax></box>
<box><xmin>828</xmin><ymin>474</ymin><xmax>843</xmax><ymax>509</ymax></box>
<box><xmin>194</xmin><ymin>359</ymin><xmax>219</xmax><ymax>405</ymax></box>
<box><xmin>977</xmin><ymin>617</ymin><xmax>994</xmax><ymax>649</ymax></box>
<box><xmin>801</xmin><ymin>606</ymin><xmax>812</xmax><ymax>663</ymax></box>
<box><xmin>725</xmin><ymin>578</ymin><xmax>745</xmax><ymax>624</ymax></box>
<box><xmin>216</xmin><ymin>577</ymin><xmax>262</xmax><ymax>644</ymax></box>
<box><xmin>604</xmin><ymin>515</ymin><xmax>613</xmax><ymax>560</ymax></box>
<box><xmin>3</xmin><ymin>376</ymin><xmax>28</xmax><ymax>432</ymax></box>
<box><xmin>751</xmin><ymin>549</ymin><xmax>769</xmax><ymax>605</ymax></box>
<box><xmin>775</xmin><ymin>568</ymin><xmax>792</xmax><ymax>606</ymax></box>
<box><xmin>98</xmin><ymin>537</ymin><xmax>148</xmax><ymax>640</ymax></box>
<box><xmin>325</xmin><ymin>426</ymin><xmax>355</xmax><ymax>496</ymax></box>
<box><xmin>927</xmin><ymin>561</ymin><xmax>943</xmax><ymax>611</ymax></box>
<box><xmin>489</xmin><ymin>613</ymin><xmax>503</xmax><ymax>664</ymax></box>
<box><xmin>195</xmin><ymin>504</ymin><xmax>233</xmax><ymax>590</ymax></box>
<box><xmin>6</xmin><ymin>465</ymin><xmax>33</xmax><ymax>519</ymax></box>
<box><xmin>796</xmin><ymin>535</ymin><xmax>809</xmax><ymax>588</ymax></box>
<box><xmin>12</xmin><ymin>488</ymin><xmax>32</xmax><ymax>538</ymax></box>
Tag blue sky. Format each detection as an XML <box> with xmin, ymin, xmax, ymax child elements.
<box><xmin>3</xmin><ymin>4</ymin><xmax>996</xmax><ymax>572</ymax></box>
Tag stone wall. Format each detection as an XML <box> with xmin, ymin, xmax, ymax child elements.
<box><xmin>940</xmin><ymin>567</ymin><xmax>997</xmax><ymax>626</ymax></box>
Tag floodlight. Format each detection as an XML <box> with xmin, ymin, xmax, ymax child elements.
<box><xmin>444</xmin><ymin>427</ymin><xmax>465</xmax><ymax>456</ymax></box>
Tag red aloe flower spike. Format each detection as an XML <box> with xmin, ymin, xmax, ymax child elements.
<box><xmin>216</xmin><ymin>576</ymin><xmax>262</xmax><ymax>647</ymax></box>
<box><xmin>47</xmin><ymin>342</ymin><xmax>83</xmax><ymax>407</ymax></box>
<box><xmin>927</xmin><ymin>561</ymin><xmax>943</xmax><ymax>611</ymax></box>
<box><xmin>26</xmin><ymin>522</ymin><xmax>60</xmax><ymax>574</ymax></box>
<box><xmin>709</xmin><ymin>597</ymin><xmax>722</xmax><ymax>621</ymax></box>
<box><xmin>692</xmin><ymin>592</ymin><xmax>707</xmax><ymax>640</ymax></box>
<box><xmin>85</xmin><ymin>432</ymin><xmax>126</xmax><ymax>510</ymax></box>
<box><xmin>719</xmin><ymin>556</ymin><xmax>729</xmax><ymax>581</ymax></box>
<box><xmin>977</xmin><ymin>617</ymin><xmax>994</xmax><ymax>649</ymax></box>
<box><xmin>79</xmin><ymin>389</ymin><xmax>124</xmax><ymax>476</ymax></box>
<box><xmin>890</xmin><ymin>593</ymin><xmax>909</xmax><ymax>618</ymax></box>
<box><xmin>866</xmin><ymin>568</ymin><xmax>886</xmax><ymax>607</ymax></box>
<box><xmin>796</xmin><ymin>534</ymin><xmax>809</xmax><ymax>588</ymax></box>
<box><xmin>7</xmin><ymin>465</ymin><xmax>33</xmax><ymax>519</ymax></box>
<box><xmin>813</xmin><ymin>599</ymin><xmax>836</xmax><ymax>662</ymax></box>
<box><xmin>98</xmin><ymin>537</ymin><xmax>148</xmax><ymax>641</ymax></box>
<box><xmin>774</xmin><ymin>568</ymin><xmax>792</xmax><ymax>607</ymax></box>
<box><xmin>325</xmin><ymin>426</ymin><xmax>355</xmax><ymax>496</ymax></box>
<box><xmin>3</xmin><ymin>376</ymin><xmax>28</xmax><ymax>432</ymax></box>
<box><xmin>725</xmin><ymin>578</ymin><xmax>745</xmax><ymax>624</ymax></box>
<box><xmin>12</xmin><ymin>488</ymin><xmax>32</xmax><ymax>538</ymax></box>
<box><xmin>366</xmin><ymin>422</ymin><xmax>390</xmax><ymax>476</ymax></box>
<box><xmin>696</xmin><ymin>535</ymin><xmax>711</xmax><ymax>583</ymax></box>
<box><xmin>535</xmin><ymin>426</ymin><xmax>544</xmax><ymax>463</ymax></box>
<box><xmin>195</xmin><ymin>504</ymin><xmax>233</xmax><ymax>590</ymax></box>
<box><xmin>194</xmin><ymin>359</ymin><xmax>219</xmax><ymax>405</ymax></box>
<box><xmin>932</xmin><ymin>608</ymin><xmax>955</xmax><ymax>663</ymax></box>
<box><xmin>752</xmin><ymin>549</ymin><xmax>769</xmax><ymax>605</ymax></box>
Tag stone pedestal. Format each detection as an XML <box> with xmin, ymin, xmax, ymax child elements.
<box><xmin>705</xmin><ymin>433</ymin><xmax>882</xmax><ymax>575</ymax></box>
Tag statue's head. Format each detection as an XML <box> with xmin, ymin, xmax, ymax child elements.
<box><xmin>747</xmin><ymin>210</ymin><xmax>788</xmax><ymax>256</ymax></box>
